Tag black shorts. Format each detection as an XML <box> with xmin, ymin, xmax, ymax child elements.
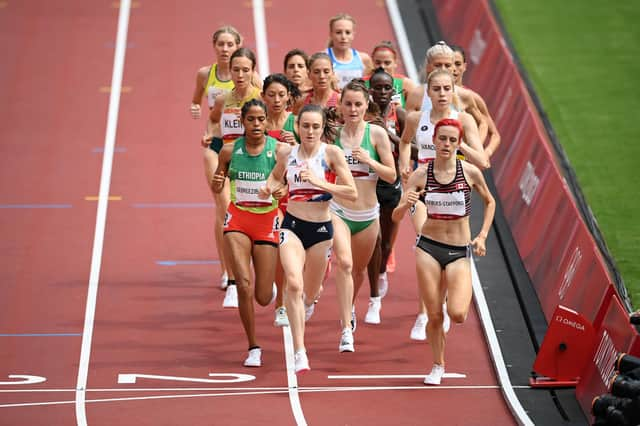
<box><xmin>209</xmin><ymin>137</ymin><xmax>224</xmax><ymax>153</ymax></box>
<box><xmin>416</xmin><ymin>236</ymin><xmax>469</xmax><ymax>269</ymax></box>
<box><xmin>280</xmin><ymin>212</ymin><xmax>333</xmax><ymax>250</ymax></box>
<box><xmin>376</xmin><ymin>177</ymin><xmax>402</xmax><ymax>209</ymax></box>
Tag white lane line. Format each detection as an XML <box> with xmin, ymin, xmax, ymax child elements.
<box><xmin>282</xmin><ymin>326</ymin><xmax>308</xmax><ymax>426</ymax></box>
<box><xmin>1</xmin><ymin>383</ymin><xmax>532</xmax><ymax>394</ymax></box>
<box><xmin>384</xmin><ymin>0</ymin><xmax>419</xmax><ymax>83</ymax></box>
<box><xmin>0</xmin><ymin>384</ymin><xmax>533</xmax><ymax>408</ymax></box>
<box><xmin>328</xmin><ymin>374</ymin><xmax>466</xmax><ymax>380</ymax></box>
<box><xmin>2</xmin><ymin>390</ymin><xmax>289</xmax><ymax>409</ymax></box>
<box><xmin>74</xmin><ymin>1</ymin><xmax>131</xmax><ymax>425</ymax></box>
<box><xmin>471</xmin><ymin>258</ymin><xmax>535</xmax><ymax>426</ymax></box>
<box><xmin>252</xmin><ymin>0</ymin><xmax>270</xmax><ymax>78</ymax></box>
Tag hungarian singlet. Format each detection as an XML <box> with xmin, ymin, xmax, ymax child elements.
<box><xmin>228</xmin><ymin>136</ymin><xmax>279</xmax><ymax>214</ymax></box>
<box><xmin>424</xmin><ymin>159</ymin><xmax>471</xmax><ymax>220</ymax></box>
<box><xmin>334</xmin><ymin>123</ymin><xmax>380</xmax><ymax>180</ymax></box>
<box><xmin>327</xmin><ymin>47</ymin><xmax>365</xmax><ymax>90</ymax></box>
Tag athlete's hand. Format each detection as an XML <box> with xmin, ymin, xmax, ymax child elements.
<box><xmin>279</xmin><ymin>130</ymin><xmax>297</xmax><ymax>146</ymax></box>
<box><xmin>272</xmin><ymin>184</ymin><xmax>288</xmax><ymax>200</ymax></box>
<box><xmin>190</xmin><ymin>103</ymin><xmax>201</xmax><ymax>119</ymax></box>
<box><xmin>405</xmin><ymin>189</ymin><xmax>424</xmax><ymax>206</ymax></box>
<box><xmin>471</xmin><ymin>235</ymin><xmax>487</xmax><ymax>256</ymax></box>
<box><xmin>299</xmin><ymin>166</ymin><xmax>319</xmax><ymax>186</ymax></box>
<box><xmin>201</xmin><ymin>133</ymin><xmax>213</xmax><ymax>148</ymax></box>
<box><xmin>352</xmin><ymin>146</ymin><xmax>371</xmax><ymax>165</ymax></box>
<box><xmin>258</xmin><ymin>185</ymin><xmax>272</xmax><ymax>200</ymax></box>
<box><xmin>211</xmin><ymin>171</ymin><xmax>226</xmax><ymax>190</ymax></box>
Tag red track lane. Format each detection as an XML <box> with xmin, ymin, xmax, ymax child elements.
<box><xmin>1</xmin><ymin>2</ymin><xmax>520</xmax><ymax>425</ymax></box>
<box><xmin>0</xmin><ymin>1</ymin><xmax>116</xmax><ymax>424</ymax></box>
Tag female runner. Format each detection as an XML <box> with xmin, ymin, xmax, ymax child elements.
<box><xmin>367</xmin><ymin>40</ymin><xmax>415</xmax><ymax>108</ymax></box>
<box><xmin>398</xmin><ymin>68</ymin><xmax>488</xmax><ymax>340</ymax></box>
<box><xmin>211</xmin><ymin>99</ymin><xmax>283</xmax><ymax>368</ymax></box>
<box><xmin>262</xmin><ymin>104</ymin><xmax>357</xmax><ymax>373</ymax></box>
<box><xmin>326</xmin><ymin>13</ymin><xmax>373</xmax><ymax>90</ymax></box>
<box><xmin>331</xmin><ymin>79</ymin><xmax>396</xmax><ymax>352</ymax></box>
<box><xmin>283</xmin><ymin>49</ymin><xmax>312</xmax><ymax>106</ymax></box>
<box><xmin>450</xmin><ymin>45</ymin><xmax>501</xmax><ymax>158</ymax></box>
<box><xmin>363</xmin><ymin>68</ymin><xmax>406</xmax><ymax>324</ymax></box>
<box><xmin>293</xmin><ymin>52</ymin><xmax>341</xmax><ymax>113</ymax></box>
<box><xmin>206</xmin><ymin>47</ymin><xmax>262</xmax><ymax>308</ymax></box>
<box><xmin>392</xmin><ymin>118</ymin><xmax>495</xmax><ymax>384</ymax></box>
<box><xmin>190</xmin><ymin>26</ymin><xmax>242</xmax><ymax>291</ymax></box>
<box><xmin>262</xmin><ymin>73</ymin><xmax>300</xmax><ymax>326</ymax></box>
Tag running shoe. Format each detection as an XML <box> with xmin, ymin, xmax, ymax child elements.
<box><xmin>220</xmin><ymin>271</ymin><xmax>229</xmax><ymax>290</ymax></box>
<box><xmin>410</xmin><ymin>313</ymin><xmax>428</xmax><ymax>341</ymax></box>
<box><xmin>364</xmin><ymin>296</ymin><xmax>381</xmax><ymax>324</ymax></box>
<box><xmin>351</xmin><ymin>305</ymin><xmax>357</xmax><ymax>333</ymax></box>
<box><xmin>222</xmin><ymin>284</ymin><xmax>238</xmax><ymax>309</ymax></box>
<box><xmin>243</xmin><ymin>347</ymin><xmax>262</xmax><ymax>367</ymax></box>
<box><xmin>423</xmin><ymin>363</ymin><xmax>445</xmax><ymax>385</ymax></box>
<box><xmin>274</xmin><ymin>306</ymin><xmax>289</xmax><ymax>327</ymax></box>
<box><xmin>339</xmin><ymin>327</ymin><xmax>355</xmax><ymax>353</ymax></box>
<box><xmin>386</xmin><ymin>248</ymin><xmax>396</xmax><ymax>273</ymax></box>
<box><xmin>378</xmin><ymin>272</ymin><xmax>389</xmax><ymax>299</ymax></box>
<box><xmin>294</xmin><ymin>350</ymin><xmax>310</xmax><ymax>374</ymax></box>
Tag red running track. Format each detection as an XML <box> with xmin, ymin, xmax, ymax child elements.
<box><xmin>0</xmin><ymin>1</ymin><xmax>518</xmax><ymax>425</ymax></box>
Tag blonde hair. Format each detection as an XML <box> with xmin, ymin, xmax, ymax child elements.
<box><xmin>212</xmin><ymin>25</ymin><xmax>242</xmax><ymax>46</ymax></box>
<box><xmin>420</xmin><ymin>41</ymin><xmax>454</xmax><ymax>83</ymax></box>
<box><xmin>327</xmin><ymin>13</ymin><xmax>356</xmax><ymax>48</ymax></box>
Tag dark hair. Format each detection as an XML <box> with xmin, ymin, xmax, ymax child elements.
<box><xmin>297</xmin><ymin>104</ymin><xmax>338</xmax><ymax>142</ymax></box>
<box><xmin>340</xmin><ymin>78</ymin><xmax>370</xmax><ymax>102</ymax></box>
<box><xmin>283</xmin><ymin>49</ymin><xmax>309</xmax><ymax>72</ymax></box>
<box><xmin>263</xmin><ymin>73</ymin><xmax>301</xmax><ymax>103</ymax></box>
<box><xmin>230</xmin><ymin>47</ymin><xmax>257</xmax><ymax>69</ymax></box>
<box><xmin>370</xmin><ymin>66</ymin><xmax>393</xmax><ymax>84</ymax></box>
<box><xmin>368</xmin><ymin>67</ymin><xmax>395</xmax><ymax>110</ymax></box>
<box><xmin>450</xmin><ymin>45</ymin><xmax>466</xmax><ymax>62</ymax></box>
<box><xmin>240</xmin><ymin>98</ymin><xmax>267</xmax><ymax>120</ymax></box>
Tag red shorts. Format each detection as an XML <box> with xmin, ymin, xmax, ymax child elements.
<box><xmin>223</xmin><ymin>203</ymin><xmax>279</xmax><ymax>245</ymax></box>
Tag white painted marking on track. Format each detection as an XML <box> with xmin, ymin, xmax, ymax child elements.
<box><xmin>75</xmin><ymin>1</ymin><xmax>131</xmax><ymax>425</ymax></box>
<box><xmin>282</xmin><ymin>325</ymin><xmax>308</xmax><ymax>425</ymax></box>
<box><xmin>252</xmin><ymin>0</ymin><xmax>270</xmax><ymax>78</ymax></box>
<box><xmin>0</xmin><ymin>384</ymin><xmax>533</xmax><ymax>409</ymax></box>
<box><xmin>0</xmin><ymin>375</ymin><xmax>47</xmax><ymax>385</ymax></box>
<box><xmin>117</xmin><ymin>373</ymin><xmax>255</xmax><ymax>384</ymax></box>
<box><xmin>384</xmin><ymin>0</ymin><xmax>419</xmax><ymax>83</ymax></box>
<box><xmin>470</xmin><ymin>256</ymin><xmax>535</xmax><ymax>426</ymax></box>
<box><xmin>327</xmin><ymin>373</ymin><xmax>466</xmax><ymax>380</ymax></box>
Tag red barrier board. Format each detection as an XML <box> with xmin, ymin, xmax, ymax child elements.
<box><xmin>576</xmin><ymin>294</ymin><xmax>637</xmax><ymax>417</ymax></box>
<box><xmin>430</xmin><ymin>0</ymin><xmax>637</xmax><ymax>419</ymax></box>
